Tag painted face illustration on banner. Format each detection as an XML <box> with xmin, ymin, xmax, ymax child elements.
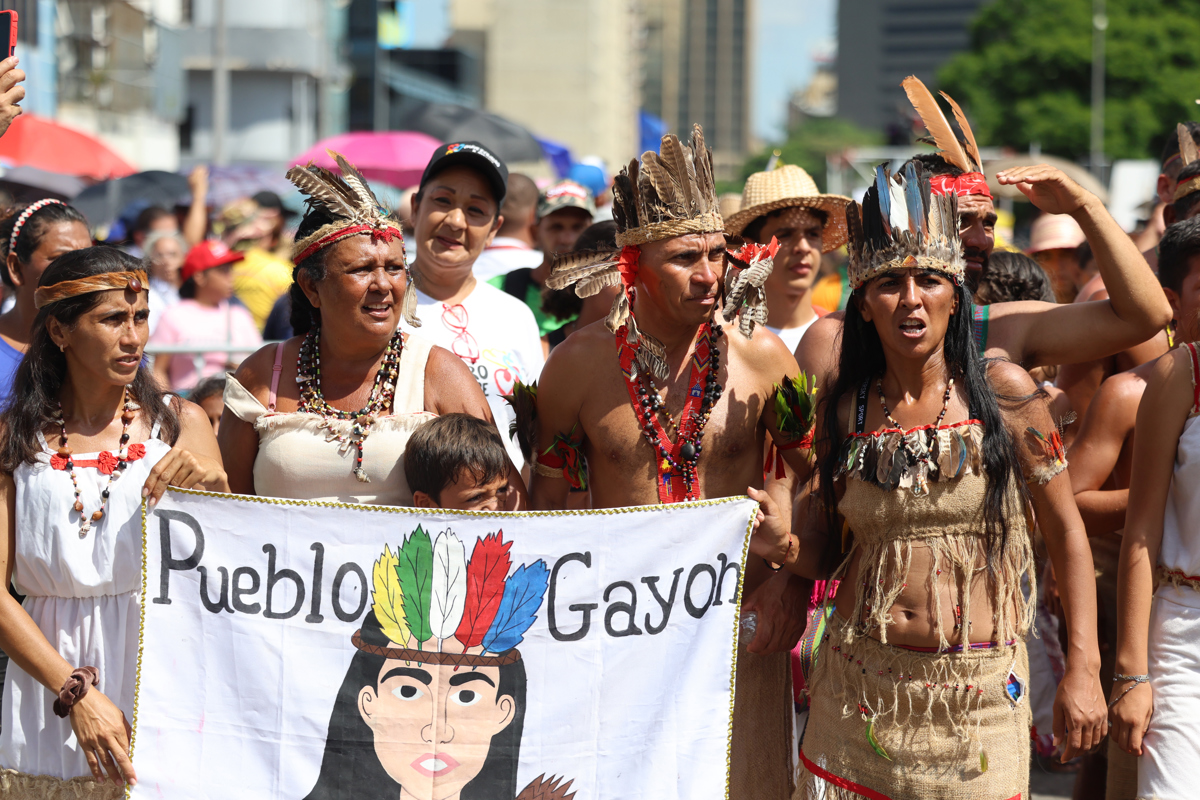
<box><xmin>360</xmin><ymin>660</ymin><xmax>514</xmax><ymax>798</ymax></box>
<box><xmin>304</xmin><ymin>528</ymin><xmax>575</xmax><ymax>800</ymax></box>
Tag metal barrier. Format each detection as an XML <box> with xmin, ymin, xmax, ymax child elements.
<box><xmin>144</xmin><ymin>342</ymin><xmax>277</xmax><ymax>385</ymax></box>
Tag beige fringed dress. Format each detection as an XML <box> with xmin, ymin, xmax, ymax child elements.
<box><xmin>794</xmin><ymin>388</ymin><xmax>1059</xmax><ymax>800</ymax></box>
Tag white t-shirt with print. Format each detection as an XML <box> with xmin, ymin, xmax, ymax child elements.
<box><xmin>400</xmin><ymin>280</ymin><xmax>545</xmax><ymax>468</ymax></box>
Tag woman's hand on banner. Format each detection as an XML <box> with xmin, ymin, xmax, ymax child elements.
<box><xmin>70</xmin><ymin>690</ymin><xmax>136</xmax><ymax>786</ymax></box>
<box><xmin>142</xmin><ymin>448</ymin><xmax>229</xmax><ymax>505</ymax></box>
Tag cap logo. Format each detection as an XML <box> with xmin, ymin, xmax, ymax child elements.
<box><xmin>445</xmin><ymin>142</ymin><xmax>501</xmax><ymax>170</ymax></box>
<box><xmin>546</xmin><ymin>184</ymin><xmax>588</xmax><ymax>201</ymax></box>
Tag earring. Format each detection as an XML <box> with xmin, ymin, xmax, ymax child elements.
<box><xmin>402</xmin><ymin>270</ymin><xmax>421</xmax><ymax>328</ymax></box>
<box><xmin>58</xmin><ymin>343</ymin><xmax>65</xmax><ymax>353</ymax></box>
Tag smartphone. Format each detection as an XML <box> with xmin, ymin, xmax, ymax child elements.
<box><xmin>0</xmin><ymin>11</ymin><xmax>16</xmax><ymax>60</ymax></box>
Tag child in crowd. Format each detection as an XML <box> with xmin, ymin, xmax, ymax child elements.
<box><xmin>404</xmin><ymin>413</ymin><xmax>512</xmax><ymax>512</ymax></box>
<box><xmin>189</xmin><ymin>375</ymin><xmax>226</xmax><ymax>434</ymax></box>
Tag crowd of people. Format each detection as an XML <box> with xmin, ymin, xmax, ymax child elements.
<box><xmin>0</xmin><ymin>50</ymin><xmax>1196</xmax><ymax>800</ymax></box>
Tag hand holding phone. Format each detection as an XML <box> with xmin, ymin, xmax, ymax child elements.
<box><xmin>0</xmin><ymin>11</ymin><xmax>15</xmax><ymax>59</ymax></box>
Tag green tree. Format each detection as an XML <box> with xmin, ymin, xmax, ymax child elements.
<box><xmin>728</xmin><ymin>117</ymin><xmax>881</xmax><ymax>195</ymax></box>
<box><xmin>939</xmin><ymin>0</ymin><xmax>1200</xmax><ymax>162</ymax></box>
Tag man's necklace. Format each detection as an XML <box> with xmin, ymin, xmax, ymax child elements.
<box><xmin>296</xmin><ymin>326</ymin><xmax>404</xmax><ymax>483</ymax></box>
<box><xmin>617</xmin><ymin>321</ymin><xmax>723</xmax><ymax>504</ymax></box>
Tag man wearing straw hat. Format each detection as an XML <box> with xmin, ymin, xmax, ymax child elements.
<box><xmin>725</xmin><ymin>165</ymin><xmax>851</xmax><ymax>352</ymax></box>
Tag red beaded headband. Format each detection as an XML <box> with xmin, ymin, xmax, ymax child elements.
<box><xmin>9</xmin><ymin>198</ymin><xmax>66</xmax><ymax>257</ymax></box>
<box><xmin>34</xmin><ymin>270</ymin><xmax>147</xmax><ymax>310</ymax></box>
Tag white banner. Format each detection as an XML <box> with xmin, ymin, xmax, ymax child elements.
<box><xmin>129</xmin><ymin>491</ymin><xmax>755</xmax><ymax>800</ymax></box>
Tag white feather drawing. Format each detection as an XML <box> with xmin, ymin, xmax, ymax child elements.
<box><xmin>430</xmin><ymin>531</ymin><xmax>468</xmax><ymax>643</ymax></box>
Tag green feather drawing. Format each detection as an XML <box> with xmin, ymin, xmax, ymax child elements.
<box><xmin>396</xmin><ymin>526</ymin><xmax>434</xmax><ymax>648</ymax></box>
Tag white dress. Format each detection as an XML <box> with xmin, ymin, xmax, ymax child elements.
<box><xmin>0</xmin><ymin>424</ymin><xmax>169</xmax><ymax>780</ymax></box>
<box><xmin>1140</xmin><ymin>341</ymin><xmax>1200</xmax><ymax>799</ymax></box>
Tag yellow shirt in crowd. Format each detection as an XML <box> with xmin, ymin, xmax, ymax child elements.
<box><xmin>232</xmin><ymin>247</ymin><xmax>293</xmax><ymax>330</ymax></box>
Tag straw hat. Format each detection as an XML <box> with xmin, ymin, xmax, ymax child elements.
<box><xmin>724</xmin><ymin>164</ymin><xmax>852</xmax><ymax>252</ymax></box>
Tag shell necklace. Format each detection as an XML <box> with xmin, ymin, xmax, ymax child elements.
<box><xmin>295</xmin><ymin>326</ymin><xmax>403</xmax><ymax>482</ymax></box>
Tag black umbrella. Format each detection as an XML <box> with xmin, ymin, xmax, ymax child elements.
<box><xmin>400</xmin><ymin>102</ymin><xmax>545</xmax><ymax>165</ymax></box>
<box><xmin>0</xmin><ymin>166</ymin><xmax>88</xmax><ymax>202</ymax></box>
<box><xmin>72</xmin><ymin>171</ymin><xmax>192</xmax><ymax>231</ymax></box>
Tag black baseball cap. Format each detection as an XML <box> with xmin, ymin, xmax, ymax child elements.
<box><xmin>418</xmin><ymin>141</ymin><xmax>508</xmax><ymax>207</ymax></box>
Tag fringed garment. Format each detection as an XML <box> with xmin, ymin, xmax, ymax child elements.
<box><xmin>796</xmin><ymin>381</ymin><xmax>1057</xmax><ymax>800</ymax></box>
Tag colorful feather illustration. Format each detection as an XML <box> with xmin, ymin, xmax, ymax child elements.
<box><xmin>481</xmin><ymin>560</ymin><xmax>550</xmax><ymax>654</ymax></box>
<box><xmin>430</xmin><ymin>531</ymin><xmax>468</xmax><ymax>643</ymax></box>
<box><xmin>454</xmin><ymin>532</ymin><xmax>513</xmax><ymax>649</ymax></box>
<box><xmin>396</xmin><ymin>526</ymin><xmax>434</xmax><ymax>648</ymax></box>
<box><xmin>371</xmin><ymin>544</ymin><xmax>409</xmax><ymax>648</ymax></box>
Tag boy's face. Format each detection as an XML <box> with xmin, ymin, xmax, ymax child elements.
<box><xmin>415</xmin><ymin>468</ymin><xmax>510</xmax><ymax>512</ymax></box>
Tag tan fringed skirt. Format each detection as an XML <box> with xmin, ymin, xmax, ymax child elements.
<box><xmin>730</xmin><ymin>636</ymin><xmax>795</xmax><ymax>800</ymax></box>
<box><xmin>795</xmin><ymin>621</ymin><xmax>1030</xmax><ymax>800</ymax></box>
<box><xmin>0</xmin><ymin>769</ymin><xmax>124</xmax><ymax>799</ymax></box>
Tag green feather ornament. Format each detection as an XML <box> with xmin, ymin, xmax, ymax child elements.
<box><xmin>773</xmin><ymin>373</ymin><xmax>818</xmax><ymax>441</ymax></box>
<box><xmin>865</xmin><ymin>717</ymin><xmax>892</xmax><ymax>761</ymax></box>
<box><xmin>396</xmin><ymin>526</ymin><xmax>434</xmax><ymax>648</ymax></box>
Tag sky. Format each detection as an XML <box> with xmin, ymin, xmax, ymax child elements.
<box><xmin>406</xmin><ymin>0</ymin><xmax>834</xmax><ymax>145</ymax></box>
<box><xmin>753</xmin><ymin>0</ymin><xmax>837</xmax><ymax>143</ymax></box>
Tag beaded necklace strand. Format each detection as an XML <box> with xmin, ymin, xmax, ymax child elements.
<box><xmin>296</xmin><ymin>326</ymin><xmax>403</xmax><ymax>483</ymax></box>
<box><xmin>877</xmin><ymin>377</ymin><xmax>954</xmax><ymax>463</ymax></box>
<box><xmin>54</xmin><ymin>385</ymin><xmax>138</xmax><ymax>538</ymax></box>
<box><xmin>618</xmin><ymin>321</ymin><xmax>723</xmax><ymax>504</ymax></box>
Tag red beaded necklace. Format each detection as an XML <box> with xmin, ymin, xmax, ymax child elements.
<box><xmin>616</xmin><ymin>321</ymin><xmax>722</xmax><ymax>504</ymax></box>
<box><xmin>53</xmin><ymin>386</ymin><xmax>138</xmax><ymax>538</ymax></box>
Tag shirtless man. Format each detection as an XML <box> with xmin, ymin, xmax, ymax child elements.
<box><xmin>532</xmin><ymin>127</ymin><xmax>811</xmax><ymax>799</ymax></box>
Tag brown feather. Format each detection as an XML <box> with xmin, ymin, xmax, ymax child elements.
<box><xmin>660</xmin><ymin>133</ymin><xmax>695</xmax><ymax>214</ymax></box>
<box><xmin>641</xmin><ymin>153</ymin><xmax>684</xmax><ymax>218</ymax></box>
<box><xmin>689</xmin><ymin>124</ymin><xmax>717</xmax><ymax>214</ymax></box>
<box><xmin>1180</xmin><ymin>123</ymin><xmax>1200</xmax><ymax>168</ymax></box>
<box><xmin>546</xmin><ymin>249</ymin><xmax>621</xmax><ymax>289</ymax></box>
<box><xmin>286</xmin><ymin>165</ymin><xmax>359</xmax><ymax>220</ymax></box>
<box><xmin>938</xmin><ymin>91</ymin><xmax>982</xmax><ymax>172</ymax></box>
<box><xmin>902</xmin><ymin>76</ymin><xmax>971</xmax><ymax>173</ymax></box>
<box><xmin>627</xmin><ymin>157</ymin><xmax>643</xmax><ymax>229</ymax></box>
<box><xmin>330</xmin><ymin>150</ymin><xmax>384</xmax><ymax>213</ymax></box>
<box><xmin>574</xmin><ymin>270</ymin><xmax>621</xmax><ymax>298</ymax></box>
<box><xmin>605</xmin><ymin>291</ymin><xmax>630</xmax><ymax>333</ymax></box>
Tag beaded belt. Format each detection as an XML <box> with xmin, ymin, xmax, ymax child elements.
<box><xmin>1156</xmin><ymin>566</ymin><xmax>1200</xmax><ymax>592</ymax></box>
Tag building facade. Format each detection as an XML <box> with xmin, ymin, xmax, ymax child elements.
<box><xmin>641</xmin><ymin>0</ymin><xmax>753</xmax><ymax>178</ymax></box>
<box><xmin>835</xmin><ymin>0</ymin><xmax>988</xmax><ymax>135</ymax></box>
<box><xmin>449</xmin><ymin>0</ymin><xmax>640</xmax><ymax>173</ymax></box>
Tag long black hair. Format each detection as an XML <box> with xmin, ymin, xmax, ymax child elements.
<box><xmin>0</xmin><ymin>246</ymin><xmax>180</xmax><ymax>472</ymax></box>
<box><xmin>816</xmin><ymin>278</ymin><xmax>1028</xmax><ymax>575</ymax></box>
<box><xmin>0</xmin><ymin>202</ymin><xmax>89</xmax><ymax>287</ymax></box>
<box><xmin>289</xmin><ymin>205</ymin><xmax>405</xmax><ymax>336</ymax></box>
<box><xmin>304</xmin><ymin>610</ymin><xmax>528</xmax><ymax>800</ymax></box>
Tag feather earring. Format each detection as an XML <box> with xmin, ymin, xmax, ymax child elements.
<box><xmin>402</xmin><ymin>272</ymin><xmax>421</xmax><ymax>327</ymax></box>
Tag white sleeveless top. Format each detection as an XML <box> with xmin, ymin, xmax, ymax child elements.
<box><xmin>1159</xmin><ymin>342</ymin><xmax>1200</xmax><ymax>608</ymax></box>
<box><xmin>223</xmin><ymin>333</ymin><xmax>436</xmax><ymax>506</ymax></box>
<box><xmin>0</xmin><ymin>417</ymin><xmax>171</xmax><ymax>779</ymax></box>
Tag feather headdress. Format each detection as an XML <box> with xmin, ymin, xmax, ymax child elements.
<box><xmin>286</xmin><ymin>150</ymin><xmax>420</xmax><ymax>326</ymax></box>
<box><xmin>355</xmin><ymin>529</ymin><xmax>550</xmax><ymax>667</ymax></box>
<box><xmin>901</xmin><ymin>77</ymin><xmax>992</xmax><ymax>199</ymax></box>
<box><xmin>847</xmin><ymin>161</ymin><xmax>964</xmax><ymax>290</ymax></box>
<box><xmin>1173</xmin><ymin>123</ymin><xmax>1200</xmax><ymax>203</ymax></box>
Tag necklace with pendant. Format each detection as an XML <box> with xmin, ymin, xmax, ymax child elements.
<box><xmin>617</xmin><ymin>321</ymin><xmax>723</xmax><ymax>504</ymax></box>
<box><xmin>54</xmin><ymin>385</ymin><xmax>138</xmax><ymax>538</ymax></box>
<box><xmin>296</xmin><ymin>326</ymin><xmax>403</xmax><ymax>482</ymax></box>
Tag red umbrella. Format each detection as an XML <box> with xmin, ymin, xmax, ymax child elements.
<box><xmin>0</xmin><ymin>113</ymin><xmax>136</xmax><ymax>180</ymax></box>
<box><xmin>290</xmin><ymin>131</ymin><xmax>442</xmax><ymax>189</ymax></box>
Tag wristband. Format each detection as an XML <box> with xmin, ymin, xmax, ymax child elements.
<box><xmin>52</xmin><ymin>666</ymin><xmax>99</xmax><ymax>718</ymax></box>
<box><xmin>1108</xmin><ymin>673</ymin><xmax>1150</xmax><ymax>711</ymax></box>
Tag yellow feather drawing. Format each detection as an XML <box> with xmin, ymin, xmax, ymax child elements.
<box><xmin>372</xmin><ymin>545</ymin><xmax>410</xmax><ymax>648</ymax></box>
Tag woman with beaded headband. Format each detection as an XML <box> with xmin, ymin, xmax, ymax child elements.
<box><xmin>775</xmin><ymin>163</ymin><xmax>1107</xmax><ymax>800</ymax></box>
<box><xmin>219</xmin><ymin>152</ymin><xmax>524</xmax><ymax>508</ymax></box>
<box><xmin>304</xmin><ymin>531</ymin><xmax>573</xmax><ymax>800</ymax></box>
<box><xmin>0</xmin><ymin>246</ymin><xmax>227</xmax><ymax>795</ymax></box>
<box><xmin>0</xmin><ymin>199</ymin><xmax>91</xmax><ymax>405</ymax></box>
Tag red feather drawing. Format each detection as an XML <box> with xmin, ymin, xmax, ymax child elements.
<box><xmin>454</xmin><ymin>531</ymin><xmax>512</xmax><ymax>648</ymax></box>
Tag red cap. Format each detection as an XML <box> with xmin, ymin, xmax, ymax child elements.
<box><xmin>181</xmin><ymin>240</ymin><xmax>245</xmax><ymax>283</ymax></box>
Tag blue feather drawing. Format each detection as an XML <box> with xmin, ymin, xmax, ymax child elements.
<box><xmin>480</xmin><ymin>560</ymin><xmax>550</xmax><ymax>654</ymax></box>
